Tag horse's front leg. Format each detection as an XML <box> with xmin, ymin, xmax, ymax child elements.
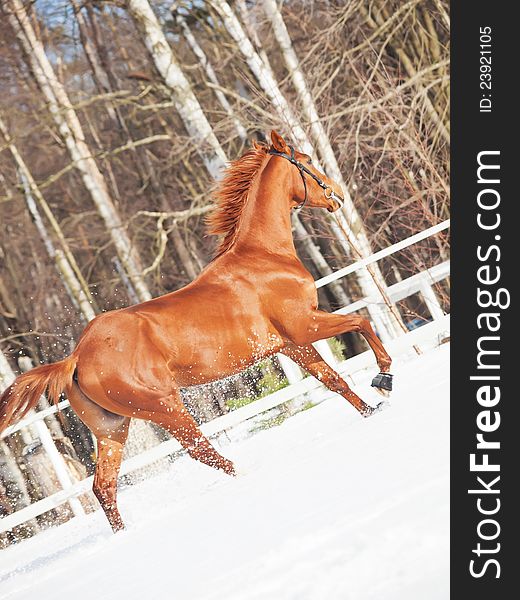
<box><xmin>281</xmin><ymin>343</ymin><xmax>377</xmax><ymax>417</ymax></box>
<box><xmin>294</xmin><ymin>311</ymin><xmax>392</xmax><ymax>374</ymax></box>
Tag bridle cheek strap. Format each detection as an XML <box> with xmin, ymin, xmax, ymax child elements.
<box><xmin>268</xmin><ymin>145</ymin><xmax>343</xmax><ymax>210</ymax></box>
<box><xmin>268</xmin><ymin>145</ymin><xmax>307</xmax><ymax>209</ymax></box>
<box><xmin>297</xmin><ymin>163</ymin><xmax>308</xmax><ymax>209</ymax></box>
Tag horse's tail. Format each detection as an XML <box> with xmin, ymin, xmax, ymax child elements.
<box><xmin>0</xmin><ymin>354</ymin><xmax>77</xmax><ymax>434</ymax></box>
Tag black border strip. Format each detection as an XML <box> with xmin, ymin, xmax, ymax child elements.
<box><xmin>451</xmin><ymin>2</ymin><xmax>515</xmax><ymax>595</ymax></box>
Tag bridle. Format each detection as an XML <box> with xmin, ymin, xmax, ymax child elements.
<box><xmin>268</xmin><ymin>145</ymin><xmax>344</xmax><ymax>210</ymax></box>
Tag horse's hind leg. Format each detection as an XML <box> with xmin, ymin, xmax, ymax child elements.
<box><xmin>92</xmin><ymin>432</ymin><xmax>128</xmax><ymax>532</ymax></box>
<box><xmin>68</xmin><ymin>382</ymin><xmax>129</xmax><ymax>532</ymax></box>
<box><xmin>141</xmin><ymin>391</ymin><xmax>235</xmax><ymax>476</ymax></box>
<box><xmin>281</xmin><ymin>342</ymin><xmax>379</xmax><ymax>417</ymax></box>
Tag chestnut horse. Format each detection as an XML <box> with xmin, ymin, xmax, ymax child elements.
<box><xmin>0</xmin><ymin>131</ymin><xmax>392</xmax><ymax>532</ymax></box>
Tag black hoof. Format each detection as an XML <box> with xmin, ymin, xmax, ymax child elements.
<box><xmin>371</xmin><ymin>372</ymin><xmax>393</xmax><ymax>393</ymax></box>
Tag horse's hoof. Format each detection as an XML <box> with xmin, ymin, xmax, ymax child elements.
<box><xmin>371</xmin><ymin>372</ymin><xmax>393</xmax><ymax>395</ymax></box>
<box><xmin>361</xmin><ymin>400</ymin><xmax>389</xmax><ymax>418</ymax></box>
<box><xmin>222</xmin><ymin>460</ymin><xmax>237</xmax><ymax>477</ymax></box>
<box><xmin>109</xmin><ymin>518</ymin><xmax>126</xmax><ymax>533</ymax></box>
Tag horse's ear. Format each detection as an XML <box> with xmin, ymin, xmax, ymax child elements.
<box><xmin>270</xmin><ymin>130</ymin><xmax>289</xmax><ymax>153</ymax></box>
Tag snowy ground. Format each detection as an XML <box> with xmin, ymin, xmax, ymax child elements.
<box><xmin>0</xmin><ymin>344</ymin><xmax>449</xmax><ymax>600</ymax></box>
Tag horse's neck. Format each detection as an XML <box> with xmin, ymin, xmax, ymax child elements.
<box><xmin>233</xmin><ymin>160</ymin><xmax>296</xmax><ymax>257</ymax></box>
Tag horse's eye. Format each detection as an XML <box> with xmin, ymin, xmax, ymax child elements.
<box><xmin>308</xmin><ymin>158</ymin><xmax>313</xmax><ymax>165</ymax></box>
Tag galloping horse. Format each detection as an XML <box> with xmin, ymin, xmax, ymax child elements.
<box><xmin>0</xmin><ymin>131</ymin><xmax>392</xmax><ymax>532</ymax></box>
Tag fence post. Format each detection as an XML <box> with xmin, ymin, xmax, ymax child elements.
<box><xmin>418</xmin><ymin>280</ymin><xmax>445</xmax><ymax>321</ymax></box>
<box><xmin>16</xmin><ymin>356</ymin><xmax>84</xmax><ymax>518</ymax></box>
<box><xmin>31</xmin><ymin>419</ymin><xmax>85</xmax><ymax>518</ymax></box>
<box><xmin>313</xmin><ymin>339</ymin><xmax>338</xmax><ymax>366</ymax></box>
<box><xmin>276</xmin><ymin>353</ymin><xmax>302</xmax><ymax>384</ymax></box>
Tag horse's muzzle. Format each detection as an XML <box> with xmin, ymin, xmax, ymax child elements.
<box><xmin>327</xmin><ymin>192</ymin><xmax>344</xmax><ymax>212</ymax></box>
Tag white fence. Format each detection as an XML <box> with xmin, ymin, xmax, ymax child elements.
<box><xmin>0</xmin><ymin>219</ymin><xmax>450</xmax><ymax>533</ymax></box>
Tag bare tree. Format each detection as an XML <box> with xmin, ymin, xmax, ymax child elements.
<box><xmin>172</xmin><ymin>5</ymin><xmax>248</xmax><ymax>143</ymax></box>
<box><xmin>127</xmin><ymin>0</ymin><xmax>227</xmax><ymax>178</ymax></box>
<box><xmin>4</xmin><ymin>0</ymin><xmax>152</xmax><ymax>303</ymax></box>
<box><xmin>0</xmin><ymin>114</ymin><xmax>96</xmax><ymax>322</ymax></box>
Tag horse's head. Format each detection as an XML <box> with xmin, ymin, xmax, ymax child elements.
<box><xmin>269</xmin><ymin>130</ymin><xmax>344</xmax><ymax>213</ymax></box>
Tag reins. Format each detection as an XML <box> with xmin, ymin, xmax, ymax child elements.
<box><xmin>268</xmin><ymin>145</ymin><xmax>344</xmax><ymax>210</ymax></box>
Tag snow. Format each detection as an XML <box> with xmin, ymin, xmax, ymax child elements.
<box><xmin>0</xmin><ymin>344</ymin><xmax>449</xmax><ymax>600</ymax></box>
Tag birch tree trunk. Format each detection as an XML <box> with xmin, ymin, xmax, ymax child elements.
<box><xmin>236</xmin><ymin>0</ymin><xmax>273</xmax><ymax>74</ymax></box>
<box><xmin>21</xmin><ymin>174</ymin><xmax>96</xmax><ymax>322</ymax></box>
<box><xmin>0</xmin><ymin>114</ymin><xmax>96</xmax><ymax>322</ymax></box>
<box><xmin>127</xmin><ymin>0</ymin><xmax>227</xmax><ymax>179</ymax></box>
<box><xmin>172</xmin><ymin>8</ymin><xmax>248</xmax><ymax>142</ymax></box>
<box><xmin>71</xmin><ymin>0</ymin><xmax>118</xmax><ymax>125</ymax></box>
<box><xmin>5</xmin><ymin>0</ymin><xmax>151</xmax><ymax>303</ymax></box>
<box><xmin>72</xmin><ymin>1</ymin><xmax>202</xmax><ymax>284</ymax></box>
<box><xmin>261</xmin><ymin>0</ymin><xmax>345</xmax><ymax>182</ymax></box>
<box><xmin>209</xmin><ymin>0</ymin><xmax>314</xmax><ymax>156</ymax></box>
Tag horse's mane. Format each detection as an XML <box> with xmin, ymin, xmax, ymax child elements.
<box><xmin>206</xmin><ymin>142</ymin><xmax>268</xmax><ymax>259</ymax></box>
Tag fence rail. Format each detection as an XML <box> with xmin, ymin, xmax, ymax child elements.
<box><xmin>315</xmin><ymin>219</ymin><xmax>450</xmax><ymax>289</ymax></box>
<box><xmin>0</xmin><ymin>219</ymin><xmax>451</xmax><ymax>533</ymax></box>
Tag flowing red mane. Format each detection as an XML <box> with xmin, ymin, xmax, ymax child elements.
<box><xmin>207</xmin><ymin>142</ymin><xmax>268</xmax><ymax>258</ymax></box>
